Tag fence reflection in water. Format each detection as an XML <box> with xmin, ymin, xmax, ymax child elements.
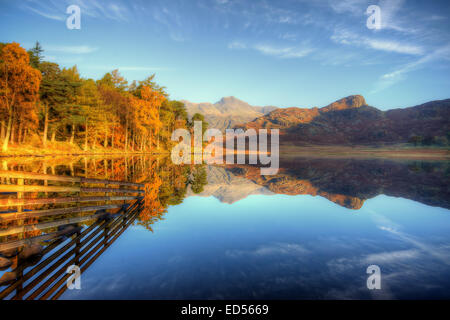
<box><xmin>0</xmin><ymin>170</ymin><xmax>145</xmax><ymax>300</ymax></box>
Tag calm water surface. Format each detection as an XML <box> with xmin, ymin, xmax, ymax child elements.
<box><xmin>1</xmin><ymin>155</ymin><xmax>449</xmax><ymax>299</ymax></box>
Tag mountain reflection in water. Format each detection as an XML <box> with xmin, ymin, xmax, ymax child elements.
<box><xmin>1</xmin><ymin>155</ymin><xmax>449</xmax><ymax>299</ymax></box>
<box><xmin>191</xmin><ymin>158</ymin><xmax>450</xmax><ymax>210</ymax></box>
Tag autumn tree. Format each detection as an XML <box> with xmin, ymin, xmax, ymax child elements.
<box><xmin>0</xmin><ymin>42</ymin><xmax>41</xmax><ymax>151</ymax></box>
<box><xmin>131</xmin><ymin>82</ymin><xmax>166</xmax><ymax>151</ymax></box>
<box><xmin>97</xmin><ymin>84</ymin><xmax>130</xmax><ymax>149</ymax></box>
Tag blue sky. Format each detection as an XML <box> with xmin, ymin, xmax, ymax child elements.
<box><xmin>1</xmin><ymin>0</ymin><xmax>449</xmax><ymax>109</ymax></box>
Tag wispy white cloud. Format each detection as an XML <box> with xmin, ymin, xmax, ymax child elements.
<box><xmin>372</xmin><ymin>44</ymin><xmax>450</xmax><ymax>92</ymax></box>
<box><xmin>330</xmin><ymin>0</ymin><xmax>403</xmax><ymax>34</ymax></box>
<box><xmin>279</xmin><ymin>33</ymin><xmax>297</xmax><ymax>41</ymax></box>
<box><xmin>377</xmin><ymin>0</ymin><xmax>413</xmax><ymax>33</ymax></box>
<box><xmin>331</xmin><ymin>28</ymin><xmax>424</xmax><ymax>55</ymax></box>
<box><xmin>369</xmin><ymin>212</ymin><xmax>450</xmax><ymax>265</ymax></box>
<box><xmin>254</xmin><ymin>44</ymin><xmax>314</xmax><ymax>58</ymax></box>
<box><xmin>22</xmin><ymin>0</ymin><xmax>130</xmax><ymax>22</ymax></box>
<box><xmin>107</xmin><ymin>3</ymin><xmax>128</xmax><ymax>22</ymax></box>
<box><xmin>226</xmin><ymin>242</ymin><xmax>310</xmax><ymax>258</ymax></box>
<box><xmin>45</xmin><ymin>45</ymin><xmax>98</xmax><ymax>54</ymax></box>
<box><xmin>45</xmin><ymin>56</ymin><xmax>84</xmax><ymax>64</ymax></box>
<box><xmin>228</xmin><ymin>41</ymin><xmax>247</xmax><ymax>50</ymax></box>
<box><xmin>329</xmin><ymin>0</ymin><xmax>366</xmax><ymax>15</ymax></box>
<box><xmin>86</xmin><ymin>65</ymin><xmax>169</xmax><ymax>72</ymax></box>
<box><xmin>150</xmin><ymin>5</ymin><xmax>188</xmax><ymax>42</ymax></box>
<box><xmin>23</xmin><ymin>4</ymin><xmax>65</xmax><ymax>21</ymax></box>
<box><xmin>366</xmin><ymin>39</ymin><xmax>423</xmax><ymax>55</ymax></box>
<box><xmin>229</xmin><ymin>41</ymin><xmax>314</xmax><ymax>59</ymax></box>
<box><xmin>364</xmin><ymin>249</ymin><xmax>419</xmax><ymax>264</ymax></box>
<box><xmin>68</xmin><ymin>0</ymin><xmax>130</xmax><ymax>22</ymax></box>
<box><xmin>329</xmin><ymin>0</ymin><xmax>415</xmax><ymax>34</ymax></box>
<box><xmin>427</xmin><ymin>15</ymin><xmax>447</xmax><ymax>21</ymax></box>
<box><xmin>378</xmin><ymin>224</ymin><xmax>450</xmax><ymax>265</ymax></box>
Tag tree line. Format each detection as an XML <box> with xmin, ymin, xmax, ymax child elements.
<box><xmin>0</xmin><ymin>41</ymin><xmax>203</xmax><ymax>153</ymax></box>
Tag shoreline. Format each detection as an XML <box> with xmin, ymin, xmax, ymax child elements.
<box><xmin>0</xmin><ymin>151</ymin><xmax>167</xmax><ymax>158</ymax></box>
<box><xmin>279</xmin><ymin>145</ymin><xmax>450</xmax><ymax>160</ymax></box>
<box><xmin>1</xmin><ymin>145</ymin><xmax>449</xmax><ymax>161</ymax></box>
<box><xmin>0</xmin><ymin>146</ymin><xmax>170</xmax><ymax>158</ymax></box>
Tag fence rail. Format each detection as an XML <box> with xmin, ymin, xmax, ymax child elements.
<box><xmin>0</xmin><ymin>170</ymin><xmax>145</xmax><ymax>187</ymax></box>
<box><xmin>0</xmin><ymin>195</ymin><xmax>140</xmax><ymax>207</ymax></box>
<box><xmin>0</xmin><ymin>170</ymin><xmax>147</xmax><ymax>300</ymax></box>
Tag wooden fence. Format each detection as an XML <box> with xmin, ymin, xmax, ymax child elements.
<box><xmin>0</xmin><ymin>170</ymin><xmax>146</xmax><ymax>300</ymax></box>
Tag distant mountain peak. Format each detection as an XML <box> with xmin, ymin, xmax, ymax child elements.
<box><xmin>321</xmin><ymin>95</ymin><xmax>367</xmax><ymax>113</ymax></box>
<box><xmin>218</xmin><ymin>96</ymin><xmax>240</xmax><ymax>103</ymax></box>
<box><xmin>183</xmin><ymin>96</ymin><xmax>278</xmax><ymax>130</ymax></box>
<box><xmin>215</xmin><ymin>96</ymin><xmax>251</xmax><ymax>109</ymax></box>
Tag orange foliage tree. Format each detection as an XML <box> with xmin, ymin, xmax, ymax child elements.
<box><xmin>0</xmin><ymin>42</ymin><xmax>41</xmax><ymax>151</ymax></box>
<box><xmin>131</xmin><ymin>85</ymin><xmax>166</xmax><ymax>151</ymax></box>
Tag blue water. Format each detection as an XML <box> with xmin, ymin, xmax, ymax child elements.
<box><xmin>62</xmin><ymin>193</ymin><xmax>450</xmax><ymax>299</ymax></box>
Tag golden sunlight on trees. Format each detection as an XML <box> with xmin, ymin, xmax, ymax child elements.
<box><xmin>0</xmin><ymin>43</ymin><xmax>41</xmax><ymax>152</ymax></box>
<box><xmin>0</xmin><ymin>42</ymin><xmax>189</xmax><ymax>155</ymax></box>
<box><xmin>131</xmin><ymin>85</ymin><xmax>166</xmax><ymax>151</ymax></box>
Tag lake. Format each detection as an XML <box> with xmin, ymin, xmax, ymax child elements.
<box><xmin>1</xmin><ymin>155</ymin><xmax>450</xmax><ymax>299</ymax></box>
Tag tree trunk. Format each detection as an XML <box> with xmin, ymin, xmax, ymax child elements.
<box><xmin>23</xmin><ymin>129</ymin><xmax>28</xmax><ymax>144</ymax></box>
<box><xmin>84</xmin><ymin>157</ymin><xmax>88</xmax><ymax>177</ymax></box>
<box><xmin>1</xmin><ymin>121</ymin><xmax>5</xmax><ymax>141</ymax></box>
<box><xmin>84</xmin><ymin>121</ymin><xmax>88</xmax><ymax>151</ymax></box>
<box><xmin>2</xmin><ymin>110</ymin><xmax>12</xmax><ymax>152</ymax></box>
<box><xmin>104</xmin><ymin>159</ymin><xmax>108</xmax><ymax>179</ymax></box>
<box><xmin>111</xmin><ymin>127</ymin><xmax>115</xmax><ymax>149</ymax></box>
<box><xmin>10</xmin><ymin>120</ymin><xmax>15</xmax><ymax>144</ymax></box>
<box><xmin>43</xmin><ymin>104</ymin><xmax>48</xmax><ymax>148</ymax></box>
<box><xmin>125</xmin><ymin>120</ymin><xmax>128</xmax><ymax>152</ymax></box>
<box><xmin>70</xmin><ymin>124</ymin><xmax>75</xmax><ymax>145</ymax></box>
<box><xmin>17</xmin><ymin>122</ymin><xmax>23</xmax><ymax>145</ymax></box>
<box><xmin>104</xmin><ymin>128</ymin><xmax>108</xmax><ymax>148</ymax></box>
<box><xmin>51</xmin><ymin>130</ymin><xmax>56</xmax><ymax>143</ymax></box>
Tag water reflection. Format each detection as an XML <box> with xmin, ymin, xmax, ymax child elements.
<box><xmin>192</xmin><ymin>158</ymin><xmax>450</xmax><ymax>210</ymax></box>
<box><xmin>0</xmin><ymin>200</ymin><xmax>141</xmax><ymax>299</ymax></box>
<box><xmin>1</xmin><ymin>155</ymin><xmax>450</xmax><ymax>299</ymax></box>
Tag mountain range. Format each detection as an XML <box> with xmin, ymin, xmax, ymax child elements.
<box><xmin>237</xmin><ymin>95</ymin><xmax>450</xmax><ymax>146</ymax></box>
<box><xmin>182</xmin><ymin>96</ymin><xmax>277</xmax><ymax>131</ymax></box>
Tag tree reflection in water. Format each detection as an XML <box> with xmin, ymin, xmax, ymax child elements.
<box><xmin>0</xmin><ymin>155</ymin><xmax>208</xmax><ymax>299</ymax></box>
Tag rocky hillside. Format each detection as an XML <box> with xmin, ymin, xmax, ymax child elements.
<box><xmin>238</xmin><ymin>95</ymin><xmax>450</xmax><ymax>146</ymax></box>
<box><xmin>183</xmin><ymin>96</ymin><xmax>277</xmax><ymax>131</ymax></box>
